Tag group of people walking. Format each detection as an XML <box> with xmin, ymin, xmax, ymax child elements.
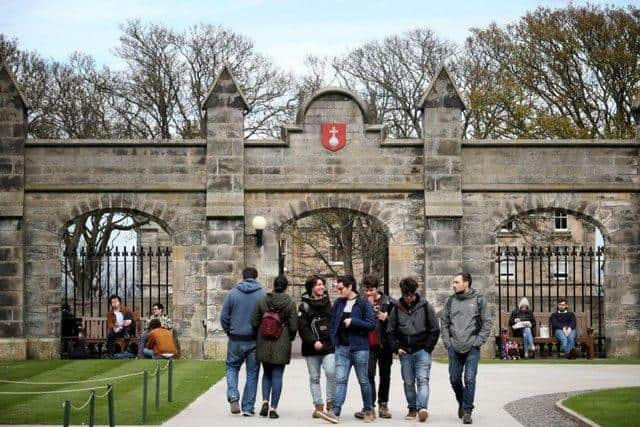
<box><xmin>221</xmin><ymin>268</ymin><xmax>492</xmax><ymax>425</ymax></box>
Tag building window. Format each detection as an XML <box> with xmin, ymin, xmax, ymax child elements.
<box><xmin>499</xmin><ymin>251</ymin><xmax>515</xmax><ymax>279</ymax></box>
<box><xmin>553</xmin><ymin>250</ymin><xmax>567</xmax><ymax>280</ymax></box>
<box><xmin>554</xmin><ymin>210</ymin><xmax>568</xmax><ymax>231</ymax></box>
<box><xmin>500</xmin><ymin>220</ymin><xmax>515</xmax><ymax>233</ymax></box>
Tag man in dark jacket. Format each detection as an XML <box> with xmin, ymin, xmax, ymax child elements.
<box><xmin>358</xmin><ymin>275</ymin><xmax>395</xmax><ymax>419</ymax></box>
<box><xmin>328</xmin><ymin>275</ymin><xmax>376</xmax><ymax>423</ymax></box>
<box><xmin>298</xmin><ymin>275</ymin><xmax>337</xmax><ymax>423</ymax></box>
<box><xmin>220</xmin><ymin>267</ymin><xmax>267</xmax><ymax>416</ymax></box>
<box><xmin>387</xmin><ymin>277</ymin><xmax>440</xmax><ymax>423</ymax></box>
<box><xmin>440</xmin><ymin>272</ymin><xmax>493</xmax><ymax>425</ymax></box>
<box><xmin>550</xmin><ymin>298</ymin><xmax>578</xmax><ymax>357</ymax></box>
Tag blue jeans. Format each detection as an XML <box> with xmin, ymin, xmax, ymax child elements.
<box><xmin>522</xmin><ymin>327</ymin><xmax>534</xmax><ymax>351</ymax></box>
<box><xmin>262</xmin><ymin>363</ymin><xmax>285</xmax><ymax>408</ymax></box>
<box><xmin>399</xmin><ymin>349</ymin><xmax>432</xmax><ymax>410</ymax></box>
<box><xmin>333</xmin><ymin>346</ymin><xmax>373</xmax><ymax>415</ymax></box>
<box><xmin>305</xmin><ymin>353</ymin><xmax>336</xmax><ymax>406</ymax></box>
<box><xmin>138</xmin><ymin>331</ymin><xmax>149</xmax><ymax>358</ymax></box>
<box><xmin>448</xmin><ymin>347</ymin><xmax>480</xmax><ymax>413</ymax></box>
<box><xmin>226</xmin><ymin>340</ymin><xmax>260</xmax><ymax>414</ymax></box>
<box><xmin>555</xmin><ymin>329</ymin><xmax>577</xmax><ymax>353</ymax></box>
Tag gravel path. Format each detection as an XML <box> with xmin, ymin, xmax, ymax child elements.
<box><xmin>504</xmin><ymin>391</ymin><xmax>587</xmax><ymax>427</ymax></box>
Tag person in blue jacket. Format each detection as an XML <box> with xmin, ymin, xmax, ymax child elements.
<box><xmin>220</xmin><ymin>267</ymin><xmax>267</xmax><ymax>417</ymax></box>
<box><xmin>327</xmin><ymin>275</ymin><xmax>376</xmax><ymax>423</ymax></box>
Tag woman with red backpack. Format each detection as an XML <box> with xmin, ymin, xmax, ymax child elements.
<box><xmin>251</xmin><ymin>275</ymin><xmax>298</xmax><ymax>419</ymax></box>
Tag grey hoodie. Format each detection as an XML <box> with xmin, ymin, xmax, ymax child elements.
<box><xmin>440</xmin><ymin>288</ymin><xmax>493</xmax><ymax>353</ymax></box>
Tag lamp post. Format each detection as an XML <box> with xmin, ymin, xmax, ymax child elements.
<box><xmin>252</xmin><ymin>216</ymin><xmax>267</xmax><ymax>247</ymax></box>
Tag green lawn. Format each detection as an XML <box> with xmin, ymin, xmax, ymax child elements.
<box><xmin>433</xmin><ymin>357</ymin><xmax>640</xmax><ymax>365</ymax></box>
<box><xmin>563</xmin><ymin>387</ymin><xmax>640</xmax><ymax>427</ymax></box>
<box><xmin>0</xmin><ymin>360</ymin><xmax>225</xmax><ymax>425</ymax></box>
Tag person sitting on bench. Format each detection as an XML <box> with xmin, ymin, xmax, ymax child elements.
<box><xmin>550</xmin><ymin>298</ymin><xmax>578</xmax><ymax>359</ymax></box>
<box><xmin>106</xmin><ymin>294</ymin><xmax>138</xmax><ymax>356</ymax></box>
<box><xmin>143</xmin><ymin>319</ymin><xmax>178</xmax><ymax>359</ymax></box>
<box><xmin>138</xmin><ymin>302</ymin><xmax>173</xmax><ymax>358</ymax></box>
<box><xmin>509</xmin><ymin>297</ymin><xmax>537</xmax><ymax>358</ymax></box>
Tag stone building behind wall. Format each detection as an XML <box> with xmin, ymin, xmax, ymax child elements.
<box><xmin>0</xmin><ymin>63</ymin><xmax>638</xmax><ymax>359</ymax></box>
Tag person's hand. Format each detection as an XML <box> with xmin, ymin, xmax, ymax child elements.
<box><xmin>563</xmin><ymin>326</ymin><xmax>572</xmax><ymax>336</ymax></box>
<box><xmin>397</xmin><ymin>348</ymin><xmax>407</xmax><ymax>356</ymax></box>
<box><xmin>114</xmin><ymin>327</ymin><xmax>121</xmax><ymax>333</ymax></box>
<box><xmin>343</xmin><ymin>318</ymin><xmax>352</xmax><ymax>327</ymax></box>
<box><xmin>514</xmin><ymin>318</ymin><xmax>521</xmax><ymax>323</ymax></box>
<box><xmin>314</xmin><ymin>341</ymin><xmax>323</xmax><ymax>351</ymax></box>
<box><xmin>124</xmin><ymin>319</ymin><xmax>132</xmax><ymax>327</ymax></box>
<box><xmin>377</xmin><ymin>311</ymin><xmax>388</xmax><ymax>322</ymax></box>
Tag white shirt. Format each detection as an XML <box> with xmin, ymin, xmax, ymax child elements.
<box><xmin>114</xmin><ymin>310</ymin><xmax>124</xmax><ymax>327</ymax></box>
<box><xmin>343</xmin><ymin>298</ymin><xmax>357</xmax><ymax>314</ymax></box>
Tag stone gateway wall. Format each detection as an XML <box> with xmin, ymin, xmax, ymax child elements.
<box><xmin>0</xmin><ymin>62</ymin><xmax>638</xmax><ymax>359</ymax></box>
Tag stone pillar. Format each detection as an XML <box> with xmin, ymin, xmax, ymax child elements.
<box><xmin>419</xmin><ymin>66</ymin><xmax>465</xmax><ymax>307</ymax></box>
<box><xmin>202</xmin><ymin>66</ymin><xmax>249</xmax><ymax>359</ymax></box>
<box><xmin>0</xmin><ymin>63</ymin><xmax>27</xmax><ymax>359</ymax></box>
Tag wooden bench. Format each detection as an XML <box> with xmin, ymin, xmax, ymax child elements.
<box><xmin>500</xmin><ymin>311</ymin><xmax>595</xmax><ymax>359</ymax></box>
<box><xmin>77</xmin><ymin>316</ymin><xmax>143</xmax><ymax>357</ymax></box>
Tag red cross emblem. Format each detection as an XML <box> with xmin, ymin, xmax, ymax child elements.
<box><xmin>321</xmin><ymin>123</ymin><xmax>346</xmax><ymax>152</ymax></box>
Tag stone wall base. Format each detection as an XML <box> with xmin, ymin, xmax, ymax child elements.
<box><xmin>178</xmin><ymin>337</ymin><xmax>204</xmax><ymax>359</ymax></box>
<box><xmin>26</xmin><ymin>338</ymin><xmax>59</xmax><ymax>359</ymax></box>
<box><xmin>0</xmin><ymin>338</ymin><xmax>27</xmax><ymax>360</ymax></box>
<box><xmin>203</xmin><ymin>337</ymin><xmax>228</xmax><ymax>360</ymax></box>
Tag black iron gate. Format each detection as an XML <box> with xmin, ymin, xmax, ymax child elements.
<box><xmin>496</xmin><ymin>245</ymin><xmax>605</xmax><ymax>356</ymax></box>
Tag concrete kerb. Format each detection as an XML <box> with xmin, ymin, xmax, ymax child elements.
<box><xmin>555</xmin><ymin>396</ymin><xmax>602</xmax><ymax>427</ymax></box>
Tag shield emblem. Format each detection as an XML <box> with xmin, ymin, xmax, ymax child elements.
<box><xmin>321</xmin><ymin>123</ymin><xmax>346</xmax><ymax>152</ymax></box>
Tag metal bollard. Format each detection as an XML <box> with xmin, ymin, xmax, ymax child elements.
<box><xmin>142</xmin><ymin>370</ymin><xmax>148</xmax><ymax>423</ymax></box>
<box><xmin>108</xmin><ymin>384</ymin><xmax>115</xmax><ymax>427</ymax></box>
<box><xmin>168</xmin><ymin>359</ymin><xmax>173</xmax><ymax>403</ymax></box>
<box><xmin>63</xmin><ymin>400</ymin><xmax>71</xmax><ymax>427</ymax></box>
<box><xmin>88</xmin><ymin>390</ymin><xmax>96</xmax><ymax>427</ymax></box>
<box><xmin>155</xmin><ymin>364</ymin><xmax>161</xmax><ymax>411</ymax></box>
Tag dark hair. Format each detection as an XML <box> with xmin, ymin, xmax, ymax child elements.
<box><xmin>273</xmin><ymin>275</ymin><xmax>289</xmax><ymax>293</ymax></box>
<box><xmin>558</xmin><ymin>298</ymin><xmax>568</xmax><ymax>304</ymax></box>
<box><xmin>362</xmin><ymin>275</ymin><xmax>379</xmax><ymax>290</ymax></box>
<box><xmin>337</xmin><ymin>275</ymin><xmax>356</xmax><ymax>290</ymax></box>
<box><xmin>148</xmin><ymin>319</ymin><xmax>162</xmax><ymax>330</ymax></box>
<box><xmin>152</xmin><ymin>303</ymin><xmax>164</xmax><ymax>311</ymax></box>
<box><xmin>242</xmin><ymin>267</ymin><xmax>258</xmax><ymax>280</ymax></box>
<box><xmin>399</xmin><ymin>277</ymin><xmax>419</xmax><ymax>295</ymax></box>
<box><xmin>455</xmin><ymin>272</ymin><xmax>472</xmax><ymax>287</ymax></box>
<box><xmin>108</xmin><ymin>294</ymin><xmax>121</xmax><ymax>304</ymax></box>
<box><xmin>304</xmin><ymin>275</ymin><xmax>325</xmax><ymax>295</ymax></box>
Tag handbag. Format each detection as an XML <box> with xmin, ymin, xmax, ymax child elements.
<box><xmin>539</xmin><ymin>324</ymin><xmax>550</xmax><ymax>338</ymax></box>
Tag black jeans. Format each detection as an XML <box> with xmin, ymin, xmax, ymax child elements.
<box><xmin>368</xmin><ymin>346</ymin><xmax>393</xmax><ymax>405</ymax></box>
<box><xmin>106</xmin><ymin>324</ymin><xmax>135</xmax><ymax>355</ymax></box>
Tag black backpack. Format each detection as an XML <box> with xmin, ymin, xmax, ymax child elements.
<box><xmin>301</xmin><ymin>302</ymin><xmax>331</xmax><ymax>342</ymax></box>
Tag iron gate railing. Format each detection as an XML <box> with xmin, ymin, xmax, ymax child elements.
<box><xmin>62</xmin><ymin>246</ymin><xmax>172</xmax><ymax>318</ymax></box>
<box><xmin>496</xmin><ymin>245</ymin><xmax>605</xmax><ymax>355</ymax></box>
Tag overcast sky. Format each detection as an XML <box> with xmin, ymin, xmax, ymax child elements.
<box><xmin>1</xmin><ymin>0</ymin><xmax>635</xmax><ymax>73</ymax></box>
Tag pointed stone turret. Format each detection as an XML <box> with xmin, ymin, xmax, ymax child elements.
<box><xmin>419</xmin><ymin>65</ymin><xmax>465</xmax><ymax>112</ymax></box>
<box><xmin>202</xmin><ymin>65</ymin><xmax>250</xmax><ymax>113</ymax></box>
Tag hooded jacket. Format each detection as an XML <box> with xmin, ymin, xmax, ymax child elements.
<box><xmin>220</xmin><ymin>278</ymin><xmax>267</xmax><ymax>341</ymax></box>
<box><xmin>509</xmin><ymin>297</ymin><xmax>537</xmax><ymax>338</ymax></box>
<box><xmin>252</xmin><ymin>292</ymin><xmax>298</xmax><ymax>365</ymax></box>
<box><xmin>440</xmin><ymin>288</ymin><xmax>493</xmax><ymax>353</ymax></box>
<box><xmin>329</xmin><ymin>294</ymin><xmax>376</xmax><ymax>352</ymax></box>
<box><xmin>298</xmin><ymin>292</ymin><xmax>335</xmax><ymax>357</ymax></box>
<box><xmin>387</xmin><ymin>294</ymin><xmax>440</xmax><ymax>354</ymax></box>
<box><xmin>369</xmin><ymin>292</ymin><xmax>396</xmax><ymax>351</ymax></box>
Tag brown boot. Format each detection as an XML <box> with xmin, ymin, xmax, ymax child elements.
<box><xmin>378</xmin><ymin>403</ymin><xmax>392</xmax><ymax>419</ymax></box>
<box><xmin>326</xmin><ymin>401</ymin><xmax>334</xmax><ymax>413</ymax></box>
<box><xmin>313</xmin><ymin>404</ymin><xmax>324</xmax><ymax>418</ymax></box>
<box><xmin>405</xmin><ymin>410</ymin><xmax>417</xmax><ymax>420</ymax></box>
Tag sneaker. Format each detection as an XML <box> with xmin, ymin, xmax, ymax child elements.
<box><xmin>260</xmin><ymin>402</ymin><xmax>269</xmax><ymax>417</ymax></box>
<box><xmin>463</xmin><ymin>412</ymin><xmax>473</xmax><ymax>424</ymax></box>
<box><xmin>317</xmin><ymin>409</ymin><xmax>340</xmax><ymax>424</ymax></box>
<box><xmin>458</xmin><ymin>405</ymin><xmax>463</xmax><ymax>419</ymax></box>
<box><xmin>405</xmin><ymin>410</ymin><xmax>418</xmax><ymax>420</ymax></box>
<box><xmin>568</xmin><ymin>348</ymin><xmax>578</xmax><ymax>359</ymax></box>
<box><xmin>326</xmin><ymin>401</ymin><xmax>334</xmax><ymax>413</ymax></box>
<box><xmin>363</xmin><ymin>410</ymin><xmax>375</xmax><ymax>423</ymax></box>
<box><xmin>418</xmin><ymin>409</ymin><xmax>428</xmax><ymax>422</ymax></box>
<box><xmin>242</xmin><ymin>412</ymin><xmax>254</xmax><ymax>417</ymax></box>
<box><xmin>378</xmin><ymin>403</ymin><xmax>392</xmax><ymax>419</ymax></box>
<box><xmin>355</xmin><ymin>411</ymin><xmax>365</xmax><ymax>419</ymax></box>
<box><xmin>313</xmin><ymin>404</ymin><xmax>324</xmax><ymax>419</ymax></box>
<box><xmin>269</xmin><ymin>409</ymin><xmax>279</xmax><ymax>419</ymax></box>
<box><xmin>229</xmin><ymin>400</ymin><xmax>240</xmax><ymax>414</ymax></box>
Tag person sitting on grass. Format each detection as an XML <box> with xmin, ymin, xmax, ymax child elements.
<box><xmin>143</xmin><ymin>319</ymin><xmax>178</xmax><ymax>359</ymax></box>
<box><xmin>138</xmin><ymin>302</ymin><xmax>173</xmax><ymax>358</ymax></box>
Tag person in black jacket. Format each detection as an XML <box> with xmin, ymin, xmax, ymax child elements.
<box><xmin>298</xmin><ymin>275</ymin><xmax>337</xmax><ymax>424</ymax></box>
<box><xmin>357</xmin><ymin>275</ymin><xmax>395</xmax><ymax>419</ymax></box>
<box><xmin>509</xmin><ymin>297</ymin><xmax>537</xmax><ymax>358</ymax></box>
<box><xmin>387</xmin><ymin>277</ymin><xmax>440</xmax><ymax>423</ymax></box>
<box><xmin>550</xmin><ymin>298</ymin><xmax>578</xmax><ymax>358</ymax></box>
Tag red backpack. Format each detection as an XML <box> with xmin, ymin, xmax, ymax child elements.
<box><xmin>259</xmin><ymin>307</ymin><xmax>284</xmax><ymax>340</ymax></box>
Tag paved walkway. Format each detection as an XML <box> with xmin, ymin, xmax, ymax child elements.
<box><xmin>163</xmin><ymin>359</ymin><xmax>640</xmax><ymax>427</ymax></box>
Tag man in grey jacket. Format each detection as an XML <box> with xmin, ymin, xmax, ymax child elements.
<box><xmin>440</xmin><ymin>272</ymin><xmax>492</xmax><ymax>425</ymax></box>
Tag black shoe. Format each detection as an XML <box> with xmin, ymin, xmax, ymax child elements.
<box><xmin>269</xmin><ymin>409</ymin><xmax>279</xmax><ymax>419</ymax></box>
<box><xmin>260</xmin><ymin>402</ymin><xmax>269</xmax><ymax>417</ymax></box>
<box><xmin>463</xmin><ymin>412</ymin><xmax>473</xmax><ymax>424</ymax></box>
<box><xmin>458</xmin><ymin>405</ymin><xmax>464</xmax><ymax>419</ymax></box>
